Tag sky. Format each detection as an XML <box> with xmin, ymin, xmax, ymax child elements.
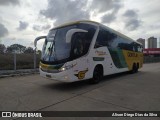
<box><xmin>0</xmin><ymin>0</ymin><xmax>160</xmax><ymax>49</ymax></box>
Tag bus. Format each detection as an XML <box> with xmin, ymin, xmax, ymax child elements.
<box><xmin>34</xmin><ymin>20</ymin><xmax>143</xmax><ymax>83</ymax></box>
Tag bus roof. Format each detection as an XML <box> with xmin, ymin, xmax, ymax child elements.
<box><xmin>50</xmin><ymin>20</ymin><xmax>142</xmax><ymax>45</ymax></box>
<box><xmin>51</xmin><ymin>20</ymin><xmax>99</xmax><ymax>30</ymax></box>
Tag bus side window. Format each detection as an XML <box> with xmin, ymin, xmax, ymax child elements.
<box><xmin>138</xmin><ymin>45</ymin><xmax>143</xmax><ymax>52</ymax></box>
<box><xmin>133</xmin><ymin>43</ymin><xmax>139</xmax><ymax>52</ymax></box>
<box><xmin>95</xmin><ymin>30</ymin><xmax>104</xmax><ymax>48</ymax></box>
<box><xmin>94</xmin><ymin>28</ymin><xmax>109</xmax><ymax>48</ymax></box>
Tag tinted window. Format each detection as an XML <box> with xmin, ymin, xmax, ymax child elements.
<box><xmin>95</xmin><ymin>27</ymin><xmax>142</xmax><ymax>52</ymax></box>
<box><xmin>78</xmin><ymin>24</ymin><xmax>96</xmax><ymax>54</ymax></box>
<box><xmin>70</xmin><ymin>23</ymin><xmax>97</xmax><ymax>59</ymax></box>
<box><xmin>95</xmin><ymin>28</ymin><xmax>117</xmax><ymax>48</ymax></box>
<box><xmin>71</xmin><ymin>32</ymin><xmax>87</xmax><ymax>58</ymax></box>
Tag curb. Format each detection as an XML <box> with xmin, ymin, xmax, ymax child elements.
<box><xmin>0</xmin><ymin>70</ymin><xmax>39</xmax><ymax>78</ymax></box>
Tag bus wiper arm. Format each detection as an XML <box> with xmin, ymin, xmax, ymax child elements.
<box><xmin>52</xmin><ymin>40</ymin><xmax>57</xmax><ymax>61</ymax></box>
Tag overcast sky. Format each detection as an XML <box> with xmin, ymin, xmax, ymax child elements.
<box><xmin>0</xmin><ymin>0</ymin><xmax>160</xmax><ymax>49</ymax></box>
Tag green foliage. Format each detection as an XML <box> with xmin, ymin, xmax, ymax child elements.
<box><xmin>24</xmin><ymin>47</ymin><xmax>34</xmax><ymax>53</ymax></box>
<box><xmin>7</xmin><ymin>44</ymin><xmax>26</xmax><ymax>53</ymax></box>
<box><xmin>0</xmin><ymin>44</ymin><xmax>6</xmax><ymax>53</ymax></box>
<box><xmin>0</xmin><ymin>43</ymin><xmax>42</xmax><ymax>70</ymax></box>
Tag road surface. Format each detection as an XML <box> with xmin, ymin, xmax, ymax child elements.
<box><xmin>0</xmin><ymin>63</ymin><xmax>160</xmax><ymax>120</ymax></box>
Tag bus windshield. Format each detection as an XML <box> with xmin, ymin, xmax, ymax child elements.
<box><xmin>41</xmin><ymin>23</ymin><xmax>96</xmax><ymax>64</ymax></box>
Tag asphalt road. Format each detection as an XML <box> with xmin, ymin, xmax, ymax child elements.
<box><xmin>0</xmin><ymin>63</ymin><xmax>160</xmax><ymax>120</ymax></box>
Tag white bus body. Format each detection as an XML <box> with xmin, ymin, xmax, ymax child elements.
<box><xmin>35</xmin><ymin>21</ymin><xmax>143</xmax><ymax>83</ymax></box>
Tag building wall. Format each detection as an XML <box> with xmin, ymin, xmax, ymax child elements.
<box><xmin>148</xmin><ymin>37</ymin><xmax>157</xmax><ymax>48</ymax></box>
<box><xmin>137</xmin><ymin>38</ymin><xmax>145</xmax><ymax>48</ymax></box>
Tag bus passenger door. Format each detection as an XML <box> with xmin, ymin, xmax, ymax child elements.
<box><xmin>93</xmin><ymin>47</ymin><xmax>114</xmax><ymax>75</ymax></box>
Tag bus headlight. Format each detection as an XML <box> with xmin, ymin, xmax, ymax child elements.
<box><xmin>59</xmin><ymin>65</ymin><xmax>73</xmax><ymax>72</ymax></box>
<box><xmin>60</xmin><ymin>67</ymin><xmax>66</xmax><ymax>71</ymax></box>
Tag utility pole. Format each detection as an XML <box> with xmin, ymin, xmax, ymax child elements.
<box><xmin>14</xmin><ymin>52</ymin><xmax>16</xmax><ymax>71</ymax></box>
<box><xmin>34</xmin><ymin>48</ymin><xmax>36</xmax><ymax>69</ymax></box>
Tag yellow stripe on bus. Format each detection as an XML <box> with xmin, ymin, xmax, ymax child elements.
<box><xmin>122</xmin><ymin>50</ymin><xmax>143</xmax><ymax>70</ymax></box>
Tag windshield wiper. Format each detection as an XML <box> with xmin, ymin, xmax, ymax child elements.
<box><xmin>53</xmin><ymin>40</ymin><xmax>57</xmax><ymax>61</ymax></box>
<box><xmin>49</xmin><ymin>40</ymin><xmax>57</xmax><ymax>61</ymax></box>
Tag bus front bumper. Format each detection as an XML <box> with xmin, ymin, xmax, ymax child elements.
<box><xmin>39</xmin><ymin>68</ymin><xmax>76</xmax><ymax>82</ymax></box>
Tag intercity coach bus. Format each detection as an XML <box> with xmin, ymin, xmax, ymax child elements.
<box><xmin>34</xmin><ymin>20</ymin><xmax>143</xmax><ymax>83</ymax></box>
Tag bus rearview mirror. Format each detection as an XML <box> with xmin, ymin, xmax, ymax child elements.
<box><xmin>34</xmin><ymin>36</ymin><xmax>46</xmax><ymax>49</ymax></box>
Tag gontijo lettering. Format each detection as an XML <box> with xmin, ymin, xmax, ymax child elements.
<box><xmin>127</xmin><ymin>52</ymin><xmax>138</xmax><ymax>57</ymax></box>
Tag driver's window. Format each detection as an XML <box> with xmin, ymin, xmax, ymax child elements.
<box><xmin>71</xmin><ymin>32</ymin><xmax>86</xmax><ymax>58</ymax></box>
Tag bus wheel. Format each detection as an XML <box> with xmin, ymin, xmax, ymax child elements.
<box><xmin>130</xmin><ymin>63</ymin><xmax>137</xmax><ymax>74</ymax></box>
<box><xmin>90</xmin><ymin>66</ymin><xmax>103</xmax><ymax>84</ymax></box>
<box><xmin>136</xmin><ymin>63</ymin><xmax>139</xmax><ymax>73</ymax></box>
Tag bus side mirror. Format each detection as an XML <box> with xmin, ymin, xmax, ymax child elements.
<box><xmin>66</xmin><ymin>29</ymin><xmax>88</xmax><ymax>43</ymax></box>
<box><xmin>34</xmin><ymin>36</ymin><xmax>46</xmax><ymax>49</ymax></box>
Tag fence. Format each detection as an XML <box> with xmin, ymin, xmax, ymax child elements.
<box><xmin>0</xmin><ymin>53</ymin><xmax>40</xmax><ymax>70</ymax></box>
<box><xmin>144</xmin><ymin>56</ymin><xmax>160</xmax><ymax>63</ymax></box>
<box><xmin>0</xmin><ymin>54</ymin><xmax>160</xmax><ymax>71</ymax></box>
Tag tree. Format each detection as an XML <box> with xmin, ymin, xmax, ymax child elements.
<box><xmin>0</xmin><ymin>44</ymin><xmax>6</xmax><ymax>53</ymax></box>
<box><xmin>7</xmin><ymin>44</ymin><xmax>26</xmax><ymax>53</ymax></box>
<box><xmin>24</xmin><ymin>47</ymin><xmax>34</xmax><ymax>53</ymax></box>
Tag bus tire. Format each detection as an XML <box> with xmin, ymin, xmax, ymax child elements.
<box><xmin>90</xmin><ymin>65</ymin><xmax>103</xmax><ymax>84</ymax></box>
<box><xmin>130</xmin><ymin>63</ymin><xmax>137</xmax><ymax>74</ymax></box>
<box><xmin>136</xmin><ymin>63</ymin><xmax>139</xmax><ymax>73</ymax></box>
